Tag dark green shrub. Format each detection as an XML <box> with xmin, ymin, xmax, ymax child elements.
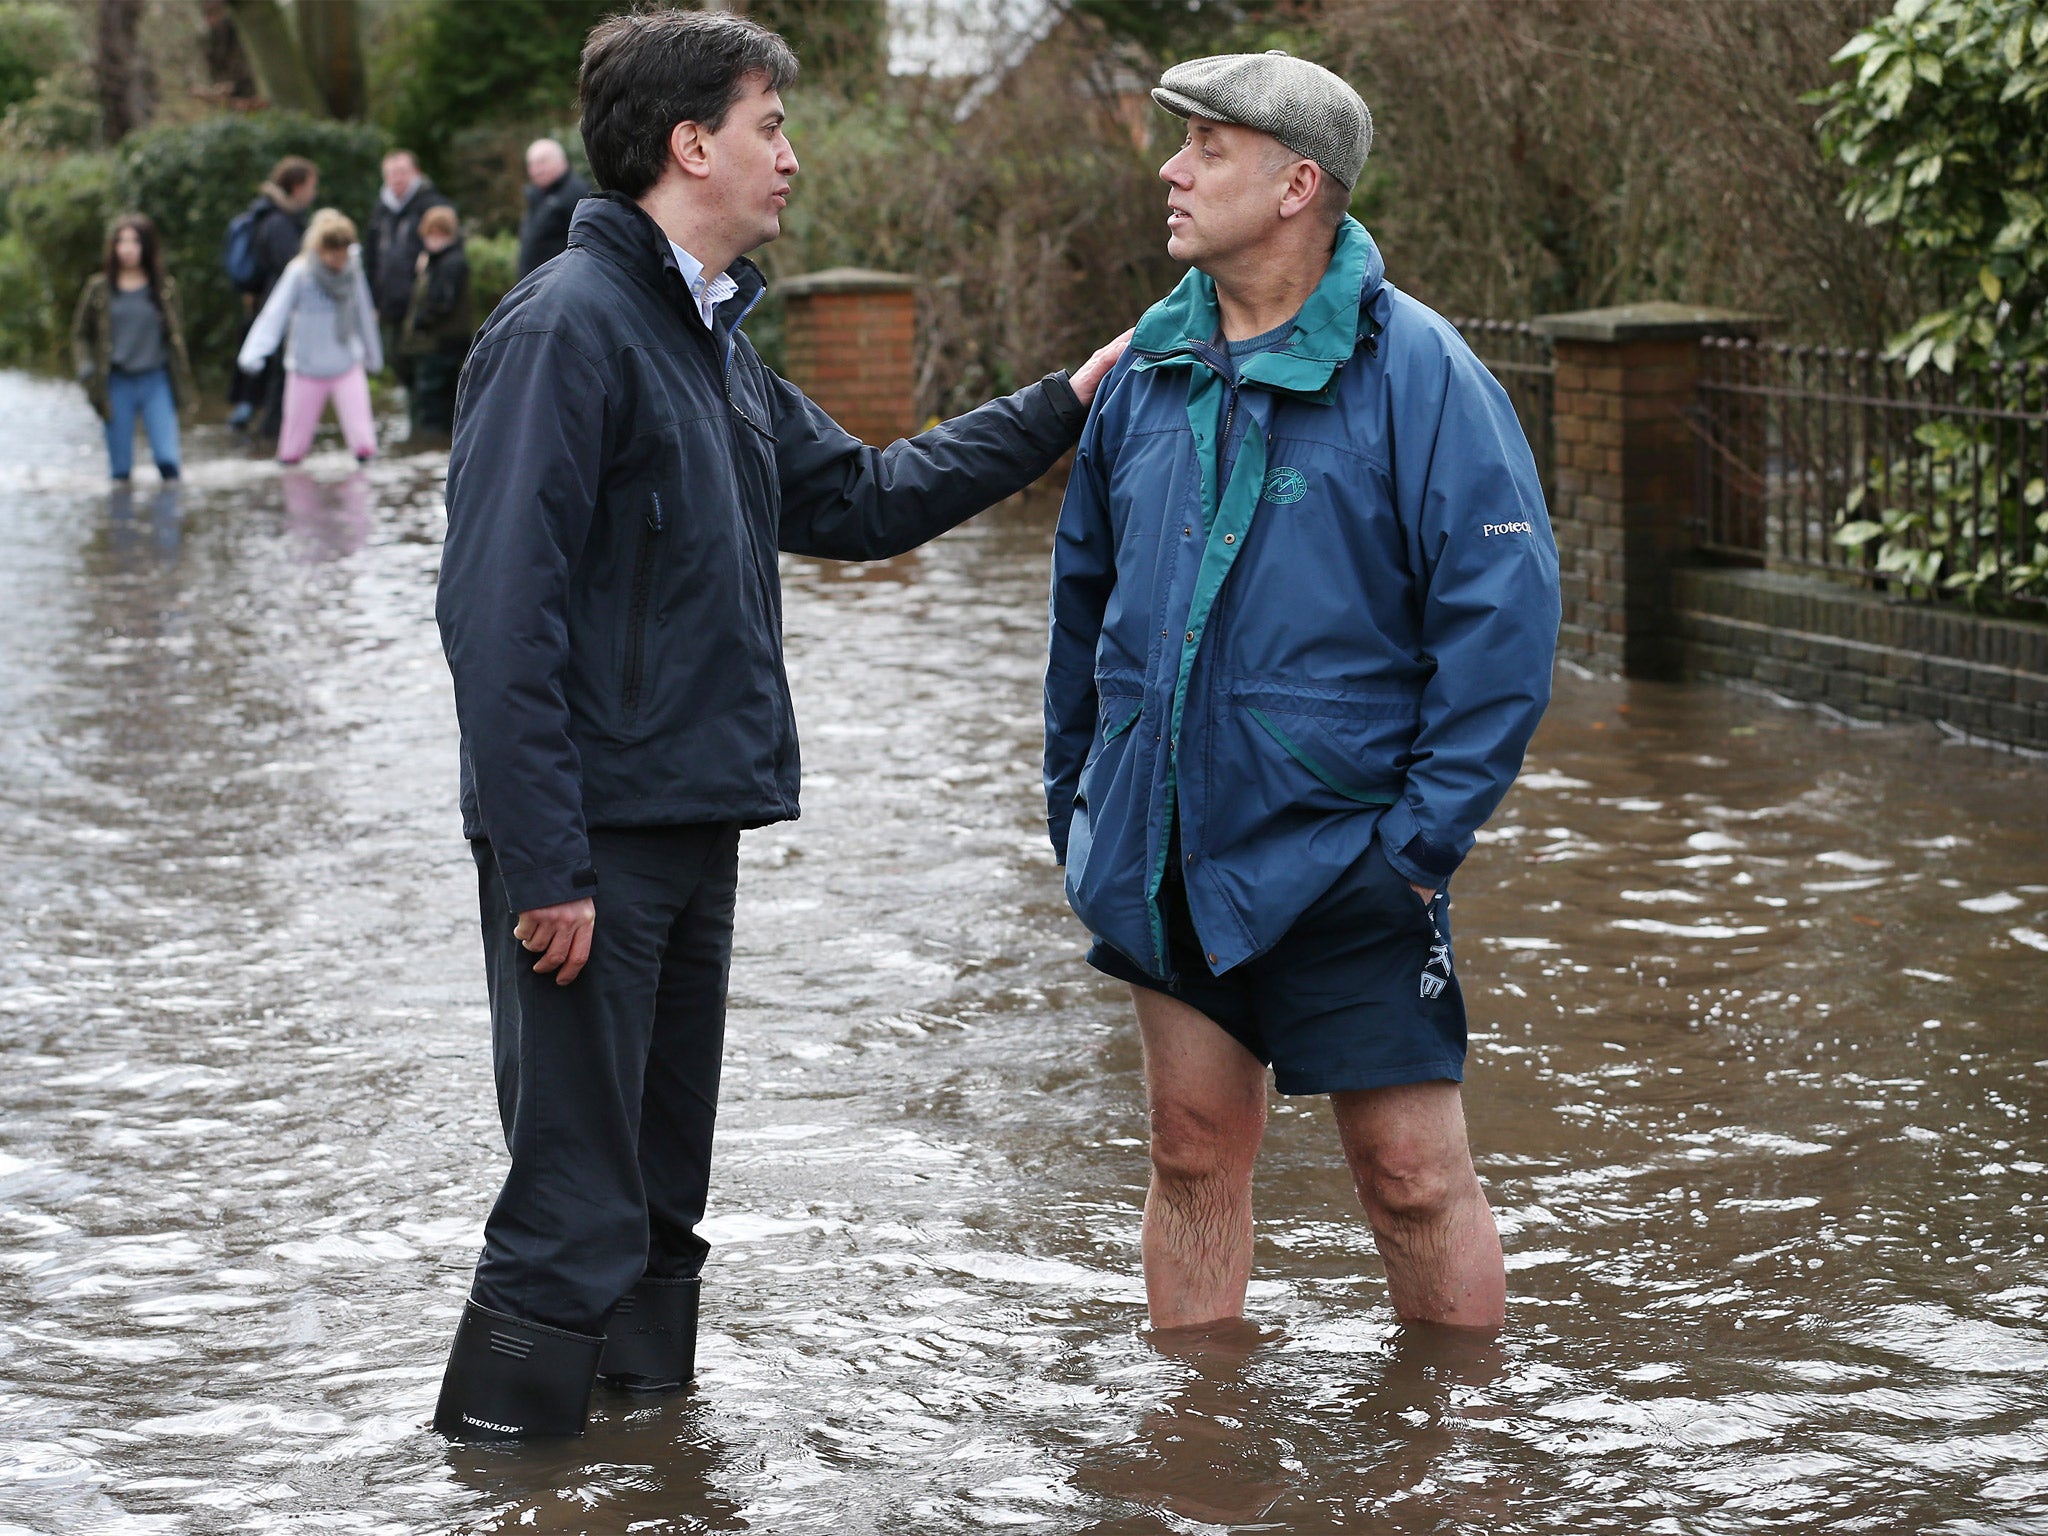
<box><xmin>0</xmin><ymin>1</ymin><xmax>78</xmax><ymax>116</ymax></box>
<box><xmin>6</xmin><ymin>151</ymin><xmax>117</xmax><ymax>366</ymax></box>
<box><xmin>382</xmin><ymin>0</ymin><xmax>612</xmax><ymax>169</ymax></box>
<box><xmin>0</xmin><ymin>229</ymin><xmax>47</xmax><ymax>367</ymax></box>
<box><xmin>117</xmin><ymin>112</ymin><xmax>389</xmax><ymax>378</ymax></box>
<box><xmin>466</xmin><ymin>230</ymin><xmax>518</xmax><ymax>322</ymax></box>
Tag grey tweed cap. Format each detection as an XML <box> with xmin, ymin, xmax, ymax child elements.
<box><xmin>1153</xmin><ymin>50</ymin><xmax>1373</xmax><ymax>190</ymax></box>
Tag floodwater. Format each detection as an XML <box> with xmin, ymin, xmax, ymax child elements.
<box><xmin>0</xmin><ymin>367</ymin><xmax>2045</xmax><ymax>1536</ymax></box>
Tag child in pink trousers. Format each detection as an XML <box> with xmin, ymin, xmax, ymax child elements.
<box><xmin>237</xmin><ymin>208</ymin><xmax>383</xmax><ymax>463</ymax></box>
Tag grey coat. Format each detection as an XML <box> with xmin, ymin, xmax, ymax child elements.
<box><xmin>237</xmin><ymin>250</ymin><xmax>383</xmax><ymax>379</ymax></box>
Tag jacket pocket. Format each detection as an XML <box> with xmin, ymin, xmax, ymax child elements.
<box><xmin>621</xmin><ymin>491</ymin><xmax>665</xmax><ymax>721</ymax></box>
<box><xmin>1233</xmin><ymin>686</ymin><xmax>1417</xmax><ymax>809</ymax></box>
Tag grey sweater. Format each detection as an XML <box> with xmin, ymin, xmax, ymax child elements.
<box><xmin>237</xmin><ymin>250</ymin><xmax>384</xmax><ymax>379</ymax></box>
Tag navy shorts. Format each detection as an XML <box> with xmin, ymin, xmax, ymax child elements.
<box><xmin>1086</xmin><ymin>833</ymin><xmax>1467</xmax><ymax>1096</ymax></box>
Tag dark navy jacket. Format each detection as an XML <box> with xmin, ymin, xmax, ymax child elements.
<box><xmin>440</xmin><ymin>194</ymin><xmax>1086</xmax><ymax>912</ymax></box>
<box><xmin>1046</xmin><ymin>219</ymin><xmax>1559</xmax><ymax>977</ymax></box>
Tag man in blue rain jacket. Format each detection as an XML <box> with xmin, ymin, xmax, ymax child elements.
<box><xmin>1046</xmin><ymin>52</ymin><xmax>1559</xmax><ymax>1335</ymax></box>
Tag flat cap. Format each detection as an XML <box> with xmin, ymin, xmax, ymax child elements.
<box><xmin>1153</xmin><ymin>50</ymin><xmax>1373</xmax><ymax>190</ymax></box>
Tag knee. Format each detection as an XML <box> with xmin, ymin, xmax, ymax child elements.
<box><xmin>1148</xmin><ymin>1098</ymin><xmax>1263</xmax><ymax>1187</ymax></box>
<box><xmin>1353</xmin><ymin>1137</ymin><xmax>1470</xmax><ymax>1229</ymax></box>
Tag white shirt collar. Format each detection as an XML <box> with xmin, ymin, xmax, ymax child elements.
<box><xmin>667</xmin><ymin>238</ymin><xmax>739</xmax><ymax>331</ymax></box>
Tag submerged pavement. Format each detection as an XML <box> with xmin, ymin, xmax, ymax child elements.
<box><xmin>0</xmin><ymin>369</ymin><xmax>2045</xmax><ymax>1534</ymax></box>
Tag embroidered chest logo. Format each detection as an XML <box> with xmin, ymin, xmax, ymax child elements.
<box><xmin>1261</xmin><ymin>466</ymin><xmax>1308</xmax><ymax>504</ymax></box>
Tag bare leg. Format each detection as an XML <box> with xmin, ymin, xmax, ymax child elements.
<box><xmin>1330</xmin><ymin>1081</ymin><xmax>1504</xmax><ymax>1330</ymax></box>
<box><xmin>1131</xmin><ymin>987</ymin><xmax>1268</xmax><ymax>1330</ymax></box>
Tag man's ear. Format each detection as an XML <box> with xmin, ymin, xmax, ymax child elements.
<box><xmin>669</xmin><ymin>119</ymin><xmax>713</xmax><ymax>182</ymax></box>
<box><xmin>1278</xmin><ymin>159</ymin><xmax>1322</xmax><ymax>222</ymax></box>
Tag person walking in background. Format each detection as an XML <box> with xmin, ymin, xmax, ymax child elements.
<box><xmin>1046</xmin><ymin>53</ymin><xmax>1558</xmax><ymax>1337</ymax></box>
<box><xmin>363</xmin><ymin>149</ymin><xmax>451</xmax><ymax>379</ymax></box>
<box><xmin>226</xmin><ymin>155</ymin><xmax>320</xmax><ymax>437</ymax></box>
<box><xmin>400</xmin><ymin>204</ymin><xmax>473</xmax><ymax>437</ymax></box>
<box><xmin>237</xmin><ymin>209</ymin><xmax>383</xmax><ymax>465</ymax></box>
<box><xmin>71</xmin><ymin>214</ymin><xmax>195</xmax><ymax>483</ymax></box>
<box><xmin>516</xmin><ymin>137</ymin><xmax>591</xmax><ymax>279</ymax></box>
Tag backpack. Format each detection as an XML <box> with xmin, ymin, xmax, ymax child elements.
<box><xmin>223</xmin><ymin>204</ymin><xmax>266</xmax><ymax>293</ymax></box>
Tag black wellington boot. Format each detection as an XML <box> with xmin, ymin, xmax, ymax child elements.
<box><xmin>432</xmin><ymin>1300</ymin><xmax>604</xmax><ymax>1439</ymax></box>
<box><xmin>598</xmin><ymin>1276</ymin><xmax>700</xmax><ymax>1391</ymax></box>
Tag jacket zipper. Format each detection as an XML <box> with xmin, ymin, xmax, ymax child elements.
<box><xmin>622</xmin><ymin>491</ymin><xmax>663</xmax><ymax>719</ymax></box>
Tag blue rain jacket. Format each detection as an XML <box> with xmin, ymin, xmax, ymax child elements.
<box><xmin>1045</xmin><ymin>218</ymin><xmax>1559</xmax><ymax>978</ymax></box>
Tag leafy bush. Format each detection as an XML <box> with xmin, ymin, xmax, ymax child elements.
<box><xmin>1815</xmin><ymin>0</ymin><xmax>2048</xmax><ymax>374</ymax></box>
<box><xmin>0</xmin><ymin>1</ymin><xmax>78</xmax><ymax>115</ymax></box>
<box><xmin>466</xmin><ymin>230</ymin><xmax>518</xmax><ymax>321</ymax></box>
<box><xmin>381</xmin><ymin>0</ymin><xmax>611</xmax><ymax>169</ymax></box>
<box><xmin>0</xmin><ymin>229</ymin><xmax>46</xmax><ymax>367</ymax></box>
<box><xmin>1835</xmin><ymin>418</ymin><xmax>2048</xmax><ymax>606</ymax></box>
<box><xmin>3</xmin><ymin>151</ymin><xmax>117</xmax><ymax>367</ymax></box>
<box><xmin>117</xmin><ymin>112</ymin><xmax>388</xmax><ymax>377</ymax></box>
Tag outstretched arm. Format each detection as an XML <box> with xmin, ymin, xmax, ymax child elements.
<box><xmin>771</xmin><ymin>331</ymin><xmax>1132</xmax><ymax>561</ymax></box>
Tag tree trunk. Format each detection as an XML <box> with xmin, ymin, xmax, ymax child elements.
<box><xmin>295</xmin><ymin>0</ymin><xmax>367</xmax><ymax>120</ymax></box>
<box><xmin>94</xmin><ymin>0</ymin><xmax>153</xmax><ymax>143</ymax></box>
<box><xmin>204</xmin><ymin>0</ymin><xmax>260</xmax><ymax>101</ymax></box>
<box><xmin>224</xmin><ymin>0</ymin><xmax>329</xmax><ymax>117</ymax></box>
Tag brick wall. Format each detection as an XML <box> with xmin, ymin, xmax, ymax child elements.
<box><xmin>1674</xmin><ymin>567</ymin><xmax>2048</xmax><ymax>749</ymax></box>
<box><xmin>1534</xmin><ymin>304</ymin><xmax>1773</xmax><ymax>680</ymax></box>
<box><xmin>777</xmin><ymin>269</ymin><xmax>918</xmax><ymax>447</ymax></box>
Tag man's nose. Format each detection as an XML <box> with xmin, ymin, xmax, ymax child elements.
<box><xmin>1159</xmin><ymin>151</ymin><xmax>1190</xmax><ymax>186</ymax></box>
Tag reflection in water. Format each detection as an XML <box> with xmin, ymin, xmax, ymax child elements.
<box><xmin>103</xmin><ymin>480</ymin><xmax>182</xmax><ymax>566</ymax></box>
<box><xmin>0</xmin><ymin>369</ymin><xmax>2046</xmax><ymax>1533</ymax></box>
<box><xmin>281</xmin><ymin>468</ymin><xmax>371</xmax><ymax>563</ymax></box>
<box><xmin>1077</xmin><ymin>1322</ymin><xmax>1509</xmax><ymax>1532</ymax></box>
<box><xmin>444</xmin><ymin>1395</ymin><xmax>746</xmax><ymax>1532</ymax></box>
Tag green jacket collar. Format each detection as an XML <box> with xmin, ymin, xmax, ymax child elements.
<box><xmin>1130</xmin><ymin>217</ymin><xmax>1384</xmax><ymax>401</ymax></box>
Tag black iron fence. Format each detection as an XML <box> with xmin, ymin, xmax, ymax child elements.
<box><xmin>1690</xmin><ymin>339</ymin><xmax>2048</xmax><ymax>610</ymax></box>
<box><xmin>1454</xmin><ymin>318</ymin><xmax>1555</xmax><ymax>502</ymax></box>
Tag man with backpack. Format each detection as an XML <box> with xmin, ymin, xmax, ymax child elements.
<box><xmin>226</xmin><ymin>156</ymin><xmax>319</xmax><ymax>438</ymax></box>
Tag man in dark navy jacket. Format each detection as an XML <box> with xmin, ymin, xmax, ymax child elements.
<box><xmin>431</xmin><ymin>9</ymin><xmax>1128</xmax><ymax>1439</ymax></box>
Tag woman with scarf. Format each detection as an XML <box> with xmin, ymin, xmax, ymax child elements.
<box><xmin>237</xmin><ymin>208</ymin><xmax>383</xmax><ymax>464</ymax></box>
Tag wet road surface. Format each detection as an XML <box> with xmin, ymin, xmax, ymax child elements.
<box><xmin>1</xmin><ymin>369</ymin><xmax>2045</xmax><ymax>1533</ymax></box>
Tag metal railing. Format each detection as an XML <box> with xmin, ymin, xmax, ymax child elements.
<box><xmin>1454</xmin><ymin>318</ymin><xmax>1555</xmax><ymax>502</ymax></box>
<box><xmin>1691</xmin><ymin>339</ymin><xmax>2048</xmax><ymax>609</ymax></box>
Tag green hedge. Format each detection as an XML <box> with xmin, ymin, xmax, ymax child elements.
<box><xmin>119</xmin><ymin>112</ymin><xmax>389</xmax><ymax>378</ymax></box>
<box><xmin>0</xmin><ymin>113</ymin><xmax>389</xmax><ymax>381</ymax></box>
<box><xmin>0</xmin><ymin>151</ymin><xmax>117</xmax><ymax>368</ymax></box>
<box><xmin>466</xmin><ymin>230</ymin><xmax>518</xmax><ymax>322</ymax></box>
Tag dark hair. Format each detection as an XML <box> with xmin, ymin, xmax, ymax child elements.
<box><xmin>103</xmin><ymin>213</ymin><xmax>164</xmax><ymax>300</ymax></box>
<box><xmin>578</xmin><ymin>9</ymin><xmax>799</xmax><ymax>198</ymax></box>
<box><xmin>270</xmin><ymin>155</ymin><xmax>318</xmax><ymax>196</ymax></box>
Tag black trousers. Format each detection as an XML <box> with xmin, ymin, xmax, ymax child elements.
<box><xmin>230</xmin><ymin>350</ymin><xmax>286</xmax><ymax>438</ymax></box>
<box><xmin>469</xmin><ymin>824</ymin><xmax>739</xmax><ymax>1335</ymax></box>
<box><xmin>407</xmin><ymin>352</ymin><xmax>461</xmax><ymax>434</ymax></box>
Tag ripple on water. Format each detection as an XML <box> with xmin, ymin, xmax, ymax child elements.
<box><xmin>0</xmin><ymin>373</ymin><xmax>2044</xmax><ymax>1532</ymax></box>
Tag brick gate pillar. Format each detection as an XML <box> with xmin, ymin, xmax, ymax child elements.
<box><xmin>775</xmin><ymin>268</ymin><xmax>919</xmax><ymax>447</ymax></box>
<box><xmin>1531</xmin><ymin>302</ymin><xmax>1772</xmax><ymax>678</ymax></box>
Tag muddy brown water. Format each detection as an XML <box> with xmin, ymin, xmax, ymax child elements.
<box><xmin>0</xmin><ymin>369</ymin><xmax>2045</xmax><ymax>1534</ymax></box>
